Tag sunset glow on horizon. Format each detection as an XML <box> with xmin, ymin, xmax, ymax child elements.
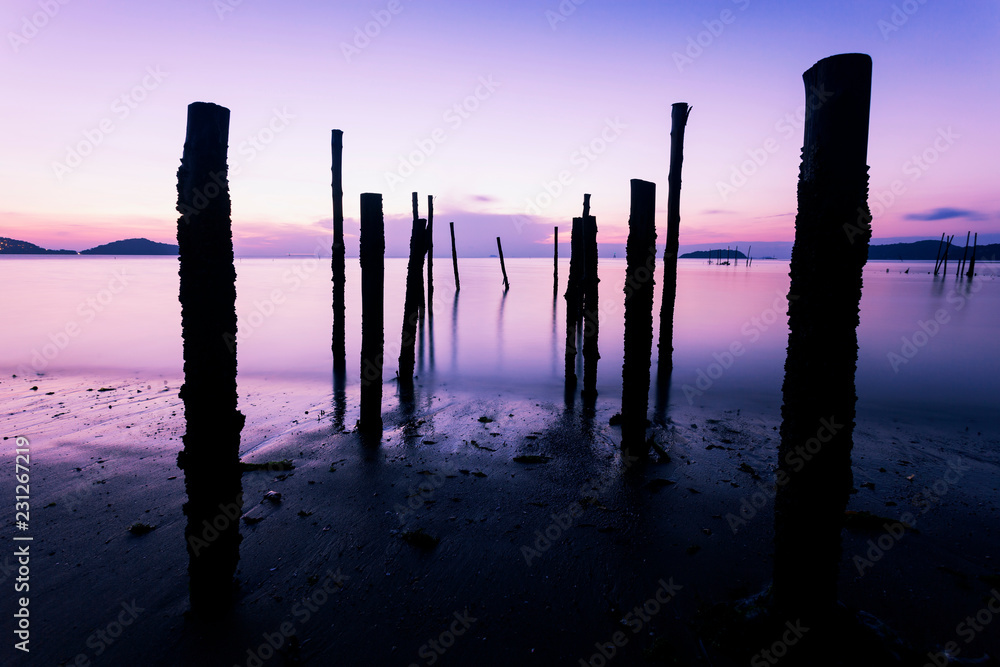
<box><xmin>2</xmin><ymin>0</ymin><xmax>998</xmax><ymax>256</ymax></box>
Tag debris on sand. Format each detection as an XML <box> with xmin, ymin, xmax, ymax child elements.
<box><xmin>400</xmin><ymin>528</ymin><xmax>439</xmax><ymax>550</ymax></box>
<box><xmin>513</xmin><ymin>455</ymin><xmax>551</xmax><ymax>464</ymax></box>
<box><xmin>239</xmin><ymin>459</ymin><xmax>295</xmax><ymax>472</ymax></box>
<box><xmin>128</xmin><ymin>522</ymin><xmax>156</xmax><ymax>535</ymax></box>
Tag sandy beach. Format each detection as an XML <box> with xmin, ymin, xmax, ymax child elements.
<box><xmin>3</xmin><ymin>368</ymin><xmax>998</xmax><ymax>666</ymax></box>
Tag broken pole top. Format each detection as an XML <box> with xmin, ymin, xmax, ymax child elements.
<box><xmin>801</xmin><ymin>53</ymin><xmax>873</xmax><ymax>172</ymax></box>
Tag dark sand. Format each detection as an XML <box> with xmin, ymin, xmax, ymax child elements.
<box><xmin>2</xmin><ymin>371</ymin><xmax>998</xmax><ymax>666</ymax></box>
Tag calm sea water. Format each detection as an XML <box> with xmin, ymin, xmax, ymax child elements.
<box><xmin>2</xmin><ymin>256</ymin><xmax>998</xmax><ymax>426</ymax></box>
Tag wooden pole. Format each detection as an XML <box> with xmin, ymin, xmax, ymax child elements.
<box><xmin>331</xmin><ymin>130</ymin><xmax>346</xmax><ymax>372</ymax></box>
<box><xmin>581</xmin><ymin>212</ymin><xmax>600</xmax><ymax>400</ymax></box>
<box><xmin>942</xmin><ymin>235</ymin><xmax>953</xmax><ymax>276</ymax></box>
<box><xmin>957</xmin><ymin>231</ymin><xmax>970</xmax><ymax>277</ymax></box>
<box><xmin>621</xmin><ymin>179</ymin><xmax>657</xmax><ymax>456</ymax></box>
<box><xmin>427</xmin><ymin>195</ymin><xmax>434</xmax><ymax>312</ymax></box>
<box><xmin>746</xmin><ymin>244</ymin><xmax>752</xmax><ymax>267</ymax></box>
<box><xmin>773</xmin><ymin>53</ymin><xmax>873</xmax><ymax>624</ymax></box>
<box><xmin>564</xmin><ymin>217</ymin><xmax>583</xmax><ymax>386</ymax></box>
<box><xmin>449</xmin><ymin>221</ymin><xmax>460</xmax><ymax>290</ymax></box>
<box><xmin>656</xmin><ymin>103</ymin><xmax>691</xmax><ymax>379</ymax></box>
<box><xmin>933</xmin><ymin>232</ymin><xmax>945</xmax><ymax>275</ymax></box>
<box><xmin>553</xmin><ymin>225</ymin><xmax>559</xmax><ymax>293</ymax></box>
<box><xmin>496</xmin><ymin>236</ymin><xmax>510</xmax><ymax>291</ymax></box>
<box><xmin>358</xmin><ymin>193</ymin><xmax>385</xmax><ymax>433</ymax></box>
<box><xmin>967</xmin><ymin>232</ymin><xmax>977</xmax><ymax>278</ymax></box>
<box><xmin>411</xmin><ymin>193</ymin><xmax>424</xmax><ymax>316</ymax></box>
<box><xmin>398</xmin><ymin>217</ymin><xmax>428</xmax><ymax>385</ymax></box>
<box><xmin>175</xmin><ymin>101</ymin><xmax>244</xmax><ymax>611</ymax></box>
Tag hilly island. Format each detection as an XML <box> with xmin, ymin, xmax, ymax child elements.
<box><xmin>0</xmin><ymin>237</ymin><xmax>179</xmax><ymax>255</ymax></box>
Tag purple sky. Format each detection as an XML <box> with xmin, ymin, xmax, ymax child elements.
<box><xmin>2</xmin><ymin>0</ymin><xmax>998</xmax><ymax>256</ymax></box>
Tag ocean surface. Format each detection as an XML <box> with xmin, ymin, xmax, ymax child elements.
<box><xmin>2</xmin><ymin>256</ymin><xmax>998</xmax><ymax>428</ymax></box>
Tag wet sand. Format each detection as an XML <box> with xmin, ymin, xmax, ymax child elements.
<box><xmin>2</xmin><ymin>370</ymin><xmax>998</xmax><ymax>666</ymax></box>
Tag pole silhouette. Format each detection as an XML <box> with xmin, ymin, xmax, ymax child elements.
<box><xmin>621</xmin><ymin>179</ymin><xmax>657</xmax><ymax>455</ymax></box>
<box><xmin>773</xmin><ymin>53</ymin><xmax>873</xmax><ymax>624</ymax></box>
<box><xmin>175</xmin><ymin>101</ymin><xmax>244</xmax><ymax>611</ymax></box>
<box><xmin>359</xmin><ymin>193</ymin><xmax>385</xmax><ymax>433</ymax></box>
<box><xmin>657</xmin><ymin>103</ymin><xmax>692</xmax><ymax>379</ymax></box>
<box><xmin>331</xmin><ymin>130</ymin><xmax>346</xmax><ymax>372</ymax></box>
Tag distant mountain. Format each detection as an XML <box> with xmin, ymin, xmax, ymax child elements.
<box><xmin>0</xmin><ymin>237</ymin><xmax>77</xmax><ymax>254</ymax></box>
<box><xmin>81</xmin><ymin>238</ymin><xmax>178</xmax><ymax>255</ymax></box>
<box><xmin>867</xmin><ymin>239</ymin><xmax>999</xmax><ymax>261</ymax></box>
<box><xmin>681</xmin><ymin>249</ymin><xmax>748</xmax><ymax>259</ymax></box>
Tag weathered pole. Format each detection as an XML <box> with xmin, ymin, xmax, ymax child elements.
<box><xmin>331</xmin><ymin>130</ymin><xmax>346</xmax><ymax>372</ymax></box>
<box><xmin>564</xmin><ymin>217</ymin><xmax>583</xmax><ymax>387</ymax></box>
<box><xmin>358</xmin><ymin>193</ymin><xmax>385</xmax><ymax>433</ymax></box>
<box><xmin>621</xmin><ymin>179</ymin><xmax>657</xmax><ymax>455</ymax></box>
<box><xmin>941</xmin><ymin>234</ymin><xmax>953</xmax><ymax>276</ymax></box>
<box><xmin>496</xmin><ymin>236</ymin><xmax>510</xmax><ymax>291</ymax></box>
<box><xmin>656</xmin><ymin>103</ymin><xmax>691</xmax><ymax>379</ymax></box>
<box><xmin>175</xmin><ymin>101</ymin><xmax>244</xmax><ymax>611</ymax></box>
<box><xmin>581</xmin><ymin>211</ymin><xmax>600</xmax><ymax>400</ymax></box>
<box><xmin>399</xmin><ymin>217</ymin><xmax>428</xmax><ymax>385</ymax></box>
<box><xmin>427</xmin><ymin>195</ymin><xmax>434</xmax><ymax>312</ymax></box>
<box><xmin>933</xmin><ymin>232</ymin><xmax>945</xmax><ymax>274</ymax></box>
<box><xmin>957</xmin><ymin>231</ymin><xmax>970</xmax><ymax>277</ymax></box>
<box><xmin>449</xmin><ymin>221</ymin><xmax>460</xmax><ymax>290</ymax></box>
<box><xmin>773</xmin><ymin>53</ymin><xmax>873</xmax><ymax>625</ymax></box>
<box><xmin>746</xmin><ymin>244</ymin><xmax>752</xmax><ymax>267</ymax></box>
<box><xmin>553</xmin><ymin>225</ymin><xmax>559</xmax><ymax>293</ymax></box>
<box><xmin>967</xmin><ymin>232</ymin><xmax>978</xmax><ymax>278</ymax></box>
<box><xmin>411</xmin><ymin>193</ymin><xmax>425</xmax><ymax>316</ymax></box>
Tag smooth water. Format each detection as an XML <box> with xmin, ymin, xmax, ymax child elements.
<box><xmin>2</xmin><ymin>256</ymin><xmax>998</xmax><ymax>424</ymax></box>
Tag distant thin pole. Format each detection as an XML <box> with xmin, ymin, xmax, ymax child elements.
<box><xmin>331</xmin><ymin>130</ymin><xmax>346</xmax><ymax>372</ymax></box>
<box><xmin>449</xmin><ymin>222</ymin><xmax>460</xmax><ymax>290</ymax></box>
<box><xmin>496</xmin><ymin>237</ymin><xmax>510</xmax><ymax>291</ymax></box>
<box><xmin>941</xmin><ymin>235</ymin><xmax>953</xmax><ymax>276</ymax></box>
<box><xmin>957</xmin><ymin>231</ymin><xmax>970</xmax><ymax>277</ymax></box>
<box><xmin>967</xmin><ymin>233</ymin><xmax>977</xmax><ymax>278</ymax></box>
<box><xmin>933</xmin><ymin>233</ymin><xmax>945</xmax><ymax>275</ymax></box>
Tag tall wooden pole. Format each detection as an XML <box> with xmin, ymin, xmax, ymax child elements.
<box><xmin>657</xmin><ymin>103</ymin><xmax>691</xmax><ymax>379</ymax></box>
<box><xmin>427</xmin><ymin>195</ymin><xmax>434</xmax><ymax>312</ymax></box>
<box><xmin>496</xmin><ymin>237</ymin><xmax>510</xmax><ymax>291</ymax></box>
<box><xmin>359</xmin><ymin>193</ymin><xmax>385</xmax><ymax>433</ymax></box>
<box><xmin>553</xmin><ymin>226</ymin><xmax>559</xmax><ymax>293</ymax></box>
<box><xmin>621</xmin><ymin>179</ymin><xmax>657</xmax><ymax>455</ymax></box>
<box><xmin>331</xmin><ymin>130</ymin><xmax>346</xmax><ymax>372</ymax></box>
<box><xmin>399</xmin><ymin>218</ymin><xmax>428</xmax><ymax>385</ymax></box>
<box><xmin>773</xmin><ymin>53</ymin><xmax>873</xmax><ymax>624</ymax></box>
<box><xmin>449</xmin><ymin>221</ymin><xmax>460</xmax><ymax>290</ymax></box>
<box><xmin>581</xmin><ymin>212</ymin><xmax>600</xmax><ymax>400</ymax></box>
<box><xmin>175</xmin><ymin>102</ymin><xmax>244</xmax><ymax>611</ymax></box>
<box><xmin>564</xmin><ymin>217</ymin><xmax>583</xmax><ymax>387</ymax></box>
